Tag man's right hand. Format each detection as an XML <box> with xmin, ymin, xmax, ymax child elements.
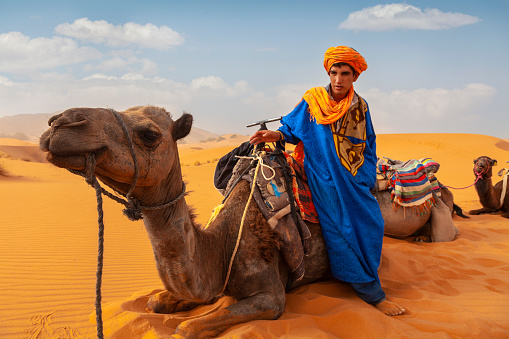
<box><xmin>249</xmin><ymin>130</ymin><xmax>281</xmax><ymax>145</ymax></box>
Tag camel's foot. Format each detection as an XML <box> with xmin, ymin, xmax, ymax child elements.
<box><xmin>146</xmin><ymin>290</ymin><xmax>215</xmax><ymax>314</ymax></box>
<box><xmin>175</xmin><ymin>292</ymin><xmax>284</xmax><ymax>338</ymax></box>
<box><xmin>374</xmin><ymin>299</ymin><xmax>406</xmax><ymax>316</ymax></box>
<box><xmin>501</xmin><ymin>211</ymin><xmax>509</xmax><ymax>219</ymax></box>
<box><xmin>414</xmin><ymin>235</ymin><xmax>431</xmax><ymax>243</ymax></box>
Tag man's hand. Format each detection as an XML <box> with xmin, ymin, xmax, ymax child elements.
<box><xmin>249</xmin><ymin>130</ymin><xmax>281</xmax><ymax>145</ymax></box>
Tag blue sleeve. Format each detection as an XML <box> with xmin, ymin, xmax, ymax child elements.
<box><xmin>277</xmin><ymin>99</ymin><xmax>309</xmax><ymax>145</ymax></box>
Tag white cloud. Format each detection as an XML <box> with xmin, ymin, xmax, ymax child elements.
<box><xmin>83</xmin><ymin>56</ymin><xmax>159</xmax><ymax>76</ymax></box>
<box><xmin>0</xmin><ymin>76</ymin><xmax>14</xmax><ymax>87</ymax></box>
<box><xmin>0</xmin><ymin>32</ymin><xmax>101</xmax><ymax>73</ymax></box>
<box><xmin>190</xmin><ymin>76</ymin><xmax>228</xmax><ymax>91</ymax></box>
<box><xmin>339</xmin><ymin>3</ymin><xmax>480</xmax><ymax>31</ymax></box>
<box><xmin>365</xmin><ymin>83</ymin><xmax>497</xmax><ymax>133</ymax></box>
<box><xmin>190</xmin><ymin>76</ymin><xmax>249</xmax><ymax>97</ymax></box>
<box><xmin>55</xmin><ymin>18</ymin><xmax>185</xmax><ymax>50</ymax></box>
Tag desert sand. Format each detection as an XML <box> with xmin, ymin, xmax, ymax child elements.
<box><xmin>1</xmin><ymin>133</ymin><xmax>508</xmax><ymax>338</ymax></box>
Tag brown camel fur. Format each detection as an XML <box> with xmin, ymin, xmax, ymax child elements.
<box><xmin>469</xmin><ymin>156</ymin><xmax>509</xmax><ymax>219</ymax></box>
<box><xmin>39</xmin><ymin>106</ymin><xmax>457</xmax><ymax>337</ymax></box>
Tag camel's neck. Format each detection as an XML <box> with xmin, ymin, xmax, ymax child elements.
<box><xmin>137</xmin><ymin>159</ymin><xmax>229</xmax><ymax>302</ymax></box>
<box><xmin>475</xmin><ymin>176</ymin><xmax>500</xmax><ymax>209</ymax></box>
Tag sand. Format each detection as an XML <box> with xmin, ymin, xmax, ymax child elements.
<box><xmin>1</xmin><ymin>134</ymin><xmax>508</xmax><ymax>338</ymax></box>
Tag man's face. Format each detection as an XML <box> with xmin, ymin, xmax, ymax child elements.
<box><xmin>328</xmin><ymin>64</ymin><xmax>359</xmax><ymax>101</ymax></box>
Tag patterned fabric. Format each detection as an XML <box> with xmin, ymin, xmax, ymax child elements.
<box><xmin>377</xmin><ymin>158</ymin><xmax>441</xmax><ymax>214</ymax></box>
<box><xmin>323</xmin><ymin>46</ymin><xmax>368</xmax><ymax>74</ymax></box>
<box><xmin>283</xmin><ymin>152</ymin><xmax>319</xmax><ymax>224</ymax></box>
<box><xmin>330</xmin><ymin>95</ymin><xmax>368</xmax><ymax>176</ymax></box>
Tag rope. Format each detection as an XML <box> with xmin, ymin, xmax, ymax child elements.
<box><xmin>219</xmin><ymin>152</ymin><xmax>268</xmax><ymax>294</ymax></box>
<box><xmin>83</xmin><ymin>154</ymin><xmax>104</xmax><ymax>339</ymax></box>
<box><xmin>441</xmin><ymin>161</ymin><xmax>488</xmax><ymax>190</ymax></box>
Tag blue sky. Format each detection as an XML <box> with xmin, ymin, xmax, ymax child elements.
<box><xmin>0</xmin><ymin>0</ymin><xmax>508</xmax><ymax>138</ymax></box>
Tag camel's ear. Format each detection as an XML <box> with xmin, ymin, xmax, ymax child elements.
<box><xmin>492</xmin><ymin>159</ymin><xmax>498</xmax><ymax>166</ymax></box>
<box><xmin>172</xmin><ymin>113</ymin><xmax>193</xmax><ymax>141</ymax></box>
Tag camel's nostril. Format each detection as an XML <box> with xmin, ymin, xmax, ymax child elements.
<box><xmin>60</xmin><ymin>120</ymin><xmax>88</xmax><ymax>128</ymax></box>
<box><xmin>49</xmin><ymin>111</ymin><xmax>89</xmax><ymax>129</ymax></box>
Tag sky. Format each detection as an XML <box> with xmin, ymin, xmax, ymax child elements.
<box><xmin>0</xmin><ymin>0</ymin><xmax>508</xmax><ymax>138</ymax></box>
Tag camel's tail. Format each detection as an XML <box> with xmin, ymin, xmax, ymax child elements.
<box><xmin>453</xmin><ymin>204</ymin><xmax>470</xmax><ymax>218</ymax></box>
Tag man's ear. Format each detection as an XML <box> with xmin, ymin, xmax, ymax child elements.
<box><xmin>172</xmin><ymin>113</ymin><xmax>193</xmax><ymax>141</ymax></box>
<box><xmin>353</xmin><ymin>73</ymin><xmax>360</xmax><ymax>82</ymax></box>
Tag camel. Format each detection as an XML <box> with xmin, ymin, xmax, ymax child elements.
<box><xmin>377</xmin><ymin>186</ymin><xmax>460</xmax><ymax>242</ymax></box>
<box><xmin>469</xmin><ymin>156</ymin><xmax>509</xmax><ymax>218</ymax></box>
<box><xmin>39</xmin><ymin>106</ymin><xmax>459</xmax><ymax>338</ymax></box>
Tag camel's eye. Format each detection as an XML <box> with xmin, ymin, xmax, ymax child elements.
<box><xmin>140</xmin><ymin>130</ymin><xmax>160</xmax><ymax>146</ymax></box>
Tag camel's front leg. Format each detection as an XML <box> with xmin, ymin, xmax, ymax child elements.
<box><xmin>174</xmin><ymin>291</ymin><xmax>286</xmax><ymax>338</ymax></box>
<box><xmin>469</xmin><ymin>206</ymin><xmax>497</xmax><ymax>215</ymax></box>
<box><xmin>146</xmin><ymin>290</ymin><xmax>218</xmax><ymax>314</ymax></box>
<box><xmin>430</xmin><ymin>196</ymin><xmax>459</xmax><ymax>242</ymax></box>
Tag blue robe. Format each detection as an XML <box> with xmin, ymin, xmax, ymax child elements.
<box><xmin>278</xmin><ymin>93</ymin><xmax>384</xmax><ymax>283</ymax></box>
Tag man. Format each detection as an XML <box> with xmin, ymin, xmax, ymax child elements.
<box><xmin>250</xmin><ymin>46</ymin><xmax>406</xmax><ymax>316</ymax></box>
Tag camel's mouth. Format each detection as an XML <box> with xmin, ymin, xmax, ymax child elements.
<box><xmin>44</xmin><ymin>147</ymin><xmax>107</xmax><ymax>171</ymax></box>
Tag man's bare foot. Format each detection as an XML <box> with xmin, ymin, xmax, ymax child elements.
<box><xmin>374</xmin><ymin>299</ymin><xmax>406</xmax><ymax>316</ymax></box>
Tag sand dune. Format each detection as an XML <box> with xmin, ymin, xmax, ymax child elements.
<box><xmin>1</xmin><ymin>133</ymin><xmax>508</xmax><ymax>338</ymax></box>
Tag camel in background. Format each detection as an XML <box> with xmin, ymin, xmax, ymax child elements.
<box><xmin>469</xmin><ymin>156</ymin><xmax>509</xmax><ymax>218</ymax></box>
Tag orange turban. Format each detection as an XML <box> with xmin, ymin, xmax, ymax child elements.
<box><xmin>323</xmin><ymin>46</ymin><xmax>367</xmax><ymax>75</ymax></box>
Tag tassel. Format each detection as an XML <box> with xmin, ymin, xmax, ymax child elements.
<box><xmin>205</xmin><ymin>204</ymin><xmax>224</xmax><ymax>229</ymax></box>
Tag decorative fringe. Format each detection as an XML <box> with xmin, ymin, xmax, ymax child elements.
<box><xmin>204</xmin><ymin>204</ymin><xmax>224</xmax><ymax>229</ymax></box>
<box><xmin>392</xmin><ymin>196</ymin><xmax>436</xmax><ymax>216</ymax></box>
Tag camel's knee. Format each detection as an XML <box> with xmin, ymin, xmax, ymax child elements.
<box><xmin>262</xmin><ymin>292</ymin><xmax>286</xmax><ymax>318</ymax></box>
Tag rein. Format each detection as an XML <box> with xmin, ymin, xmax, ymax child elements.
<box><xmin>441</xmin><ymin>160</ymin><xmax>489</xmax><ymax>190</ymax></box>
<box><xmin>66</xmin><ymin>109</ymin><xmax>186</xmax><ymax>339</ymax></box>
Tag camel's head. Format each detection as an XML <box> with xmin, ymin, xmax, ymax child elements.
<box><xmin>40</xmin><ymin>106</ymin><xmax>192</xmax><ymax>194</ymax></box>
<box><xmin>473</xmin><ymin>156</ymin><xmax>497</xmax><ymax>178</ymax></box>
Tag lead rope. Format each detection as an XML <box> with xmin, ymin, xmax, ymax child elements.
<box><xmin>83</xmin><ymin>154</ymin><xmax>104</xmax><ymax>339</ymax></box>
<box><xmin>219</xmin><ymin>152</ymin><xmax>275</xmax><ymax>294</ymax></box>
<box><xmin>441</xmin><ymin>161</ymin><xmax>488</xmax><ymax>190</ymax></box>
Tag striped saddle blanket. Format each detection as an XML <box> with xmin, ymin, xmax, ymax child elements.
<box><xmin>377</xmin><ymin>157</ymin><xmax>442</xmax><ymax>213</ymax></box>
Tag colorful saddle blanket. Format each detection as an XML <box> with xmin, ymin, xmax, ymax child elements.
<box><xmin>377</xmin><ymin>157</ymin><xmax>441</xmax><ymax>213</ymax></box>
<box><xmin>283</xmin><ymin>153</ymin><xmax>319</xmax><ymax>224</ymax></box>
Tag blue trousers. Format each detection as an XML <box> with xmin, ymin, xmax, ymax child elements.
<box><xmin>351</xmin><ymin>280</ymin><xmax>386</xmax><ymax>305</ymax></box>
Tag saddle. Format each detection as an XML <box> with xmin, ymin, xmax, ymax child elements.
<box><xmin>376</xmin><ymin>157</ymin><xmax>442</xmax><ymax>213</ymax></box>
<box><xmin>219</xmin><ymin>148</ymin><xmax>312</xmax><ymax>281</ymax></box>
